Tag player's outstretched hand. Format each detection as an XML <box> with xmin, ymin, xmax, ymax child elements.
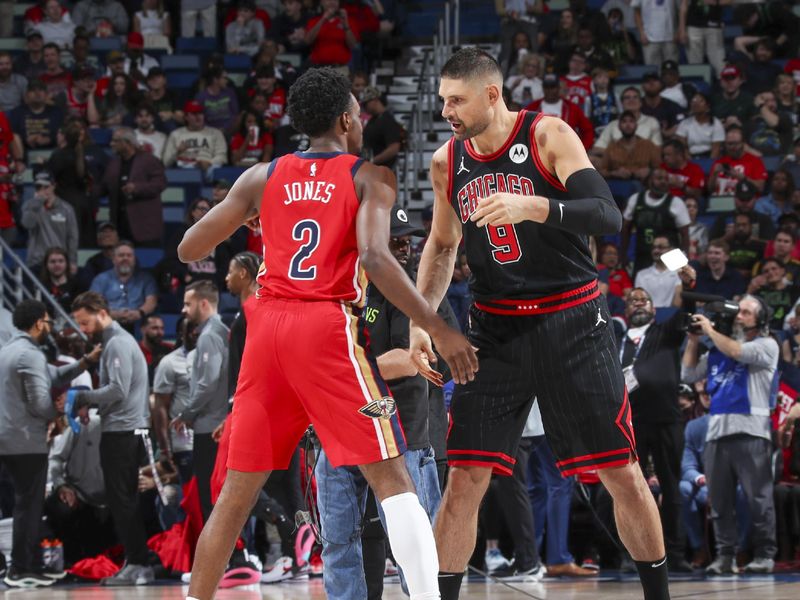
<box><xmin>428</xmin><ymin>323</ymin><xmax>479</xmax><ymax>385</ymax></box>
<box><xmin>409</xmin><ymin>325</ymin><xmax>444</xmax><ymax>387</ymax></box>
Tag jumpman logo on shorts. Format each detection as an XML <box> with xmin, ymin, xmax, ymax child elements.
<box><xmin>457</xmin><ymin>156</ymin><xmax>470</xmax><ymax>175</ymax></box>
<box><xmin>595</xmin><ymin>308</ymin><xmax>606</xmax><ymax>327</ymax></box>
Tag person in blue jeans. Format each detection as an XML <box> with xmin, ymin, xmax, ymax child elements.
<box><xmin>528</xmin><ymin>427</ymin><xmax>595</xmax><ymax>577</ymax></box>
<box><xmin>681</xmin><ymin>413</ymin><xmax>750</xmax><ymax>567</ymax></box>
<box><xmin>314</xmin><ymin>206</ymin><xmax>449</xmax><ymax>599</ymax></box>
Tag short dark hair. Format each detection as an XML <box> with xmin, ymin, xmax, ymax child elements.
<box><xmin>663</xmin><ymin>139</ymin><xmax>686</xmax><ymax>154</ymax></box>
<box><xmin>13</xmin><ymin>300</ymin><xmax>48</xmax><ymax>331</ymax></box>
<box><xmin>777</xmin><ymin>227</ymin><xmax>797</xmax><ymax>243</ymax></box>
<box><xmin>288</xmin><ymin>67</ymin><xmax>353</xmax><ymax>138</ymax></box>
<box><xmin>72</xmin><ymin>291</ymin><xmax>110</xmax><ymax>314</ymax></box>
<box><xmin>232</xmin><ymin>251</ymin><xmax>261</xmax><ymax>281</ymax></box>
<box><xmin>440</xmin><ymin>47</ymin><xmax>503</xmax><ymax>83</ymax></box>
<box><xmin>734</xmin><ymin>211</ymin><xmax>754</xmax><ymax>224</ymax></box>
<box><xmin>142</xmin><ymin>313</ymin><xmax>163</xmax><ymax>328</ymax></box>
<box><xmin>42</xmin><ymin>42</ymin><xmax>60</xmax><ymax>54</ymax></box>
<box><xmin>760</xmin><ymin>257</ymin><xmax>785</xmax><ymax>272</ymax></box>
<box><xmin>619</xmin><ymin>110</ymin><xmax>637</xmax><ymax>121</ymax></box>
<box><xmin>708</xmin><ymin>238</ymin><xmax>730</xmax><ymax>254</ymax></box>
<box><xmin>186</xmin><ymin>280</ymin><xmax>219</xmax><ymax>305</ymax></box>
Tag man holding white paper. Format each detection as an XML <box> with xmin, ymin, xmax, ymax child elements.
<box><xmin>634</xmin><ymin>237</ymin><xmax>694</xmax><ymax>308</ymax></box>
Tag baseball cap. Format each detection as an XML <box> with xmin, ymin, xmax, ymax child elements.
<box><xmin>542</xmin><ymin>73</ymin><xmax>559</xmax><ymax>87</ymax></box>
<box><xmin>183</xmin><ymin>100</ymin><xmax>204</xmax><ymax>114</ymax></box>
<box><xmin>735</xmin><ymin>180</ymin><xmax>756</xmax><ymax>200</ymax></box>
<box><xmin>720</xmin><ymin>65</ymin><xmax>741</xmax><ymax>80</ymax></box>
<box><xmin>360</xmin><ymin>86</ymin><xmax>382</xmax><ymax>104</ymax></box>
<box><xmin>34</xmin><ymin>171</ymin><xmax>53</xmax><ymax>187</ymax></box>
<box><xmin>642</xmin><ymin>71</ymin><xmax>660</xmax><ymax>82</ymax></box>
<box><xmin>390</xmin><ymin>206</ymin><xmax>425</xmax><ymax>237</ymax></box>
<box><xmin>106</xmin><ymin>50</ymin><xmax>125</xmax><ymax>64</ymax></box>
<box><xmin>661</xmin><ymin>60</ymin><xmax>679</xmax><ymax>73</ymax></box>
<box><xmin>127</xmin><ymin>32</ymin><xmax>144</xmax><ymax>49</ymax></box>
<box><xmin>96</xmin><ymin>221</ymin><xmax>117</xmax><ymax>233</ymax></box>
<box><xmin>26</xmin><ymin>30</ymin><xmax>43</xmax><ymax>40</ymax></box>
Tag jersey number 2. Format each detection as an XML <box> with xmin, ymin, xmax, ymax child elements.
<box><xmin>289</xmin><ymin>219</ymin><xmax>320</xmax><ymax>280</ymax></box>
<box><xmin>487</xmin><ymin>224</ymin><xmax>522</xmax><ymax>264</ymax></box>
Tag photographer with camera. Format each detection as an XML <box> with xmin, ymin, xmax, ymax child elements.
<box><xmin>617</xmin><ymin>272</ymin><xmax>695</xmax><ymax>572</ymax></box>
<box><xmin>681</xmin><ymin>295</ymin><xmax>778</xmax><ymax>574</ymax></box>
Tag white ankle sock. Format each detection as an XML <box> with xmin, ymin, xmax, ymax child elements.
<box><xmin>381</xmin><ymin>492</ymin><xmax>440</xmax><ymax>600</ymax></box>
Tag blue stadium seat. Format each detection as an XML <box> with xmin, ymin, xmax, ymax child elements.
<box><xmin>175</xmin><ymin>37</ymin><xmax>217</xmax><ymax>55</ymax></box>
<box><xmin>163</xmin><ymin>206</ymin><xmax>185</xmax><ymax>223</ymax></box>
<box><xmin>618</xmin><ymin>64</ymin><xmax>657</xmax><ymax>80</ymax></box>
<box><xmin>695</xmin><ymin>157</ymin><xmax>715</xmax><ymax>174</ymax></box>
<box><xmin>607</xmin><ymin>179</ymin><xmax>641</xmax><ymax>202</ymax></box>
<box><xmin>762</xmin><ymin>156</ymin><xmax>782</xmax><ymax>173</ymax></box>
<box><xmin>160</xmin><ymin>313</ymin><xmax>182</xmax><ymax>338</ymax></box>
<box><xmin>90</xmin><ymin>37</ymin><xmax>122</xmax><ymax>53</ymax></box>
<box><xmin>212</xmin><ymin>166</ymin><xmax>246</xmax><ymax>183</ymax></box>
<box><xmin>89</xmin><ymin>128</ymin><xmax>112</xmax><ymax>146</ymax></box>
<box><xmin>135</xmin><ymin>248</ymin><xmax>164</xmax><ymax>268</ymax></box>
<box><xmin>697</xmin><ymin>214</ymin><xmax>717</xmax><ymax>229</ymax></box>
<box><xmin>165</xmin><ymin>169</ymin><xmax>203</xmax><ymax>184</ymax></box>
<box><xmin>655</xmin><ymin>307</ymin><xmax>678</xmax><ymax>323</ymax></box>
<box><xmin>166</xmin><ymin>72</ymin><xmax>198</xmax><ymax>89</ymax></box>
<box><xmin>223</xmin><ymin>54</ymin><xmax>252</xmax><ymax>72</ymax></box>
<box><xmin>161</xmin><ymin>54</ymin><xmax>200</xmax><ymax>71</ymax></box>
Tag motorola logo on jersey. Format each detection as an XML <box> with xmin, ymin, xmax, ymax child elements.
<box><xmin>455</xmin><ymin>173</ymin><xmax>535</xmax><ymax>223</ymax></box>
<box><xmin>509</xmin><ymin>143</ymin><xmax>529</xmax><ymax>164</ymax></box>
<box><xmin>283</xmin><ymin>180</ymin><xmax>336</xmax><ymax>205</ymax></box>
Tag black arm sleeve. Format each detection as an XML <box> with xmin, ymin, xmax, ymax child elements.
<box><xmin>543</xmin><ymin>168</ymin><xmax>622</xmax><ymax>236</ymax></box>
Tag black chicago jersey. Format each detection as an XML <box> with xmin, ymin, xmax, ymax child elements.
<box><xmin>448</xmin><ymin>110</ymin><xmax>597</xmax><ymax>301</ymax></box>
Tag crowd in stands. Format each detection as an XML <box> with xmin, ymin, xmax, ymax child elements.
<box><xmin>0</xmin><ymin>0</ymin><xmax>797</xmax><ymax>589</ymax></box>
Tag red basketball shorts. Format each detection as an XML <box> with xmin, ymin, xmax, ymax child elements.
<box><xmin>227</xmin><ymin>297</ymin><xmax>407</xmax><ymax>472</ymax></box>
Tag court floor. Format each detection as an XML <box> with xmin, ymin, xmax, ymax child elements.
<box><xmin>4</xmin><ymin>574</ymin><xmax>800</xmax><ymax>599</ymax></box>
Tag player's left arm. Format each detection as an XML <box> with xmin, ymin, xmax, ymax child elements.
<box><xmin>178</xmin><ymin>162</ymin><xmax>269</xmax><ymax>262</ymax></box>
<box><xmin>470</xmin><ymin>116</ymin><xmax>622</xmax><ymax>236</ymax></box>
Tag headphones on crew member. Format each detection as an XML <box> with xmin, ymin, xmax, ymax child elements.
<box><xmin>748</xmin><ymin>294</ymin><xmax>772</xmax><ymax>331</ymax></box>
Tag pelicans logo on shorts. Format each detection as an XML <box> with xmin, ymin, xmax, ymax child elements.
<box><xmin>358</xmin><ymin>396</ymin><xmax>396</xmax><ymax>421</ymax></box>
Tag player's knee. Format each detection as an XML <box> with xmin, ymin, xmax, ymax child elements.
<box><xmin>598</xmin><ymin>461</ymin><xmax>650</xmax><ymax>503</ymax></box>
<box><xmin>442</xmin><ymin>466</ymin><xmax>492</xmax><ymax>507</ymax></box>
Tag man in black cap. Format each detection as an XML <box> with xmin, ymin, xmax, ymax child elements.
<box><xmin>8</xmin><ymin>78</ymin><xmax>63</xmax><ymax>152</ymax></box>
<box><xmin>660</xmin><ymin>60</ymin><xmax>691</xmax><ymax>109</ymax></box>
<box><xmin>144</xmin><ymin>67</ymin><xmax>183</xmax><ymax>129</ymax></box>
<box><xmin>640</xmin><ymin>71</ymin><xmax>685</xmax><ymax>138</ymax></box>
<box><xmin>313</xmin><ymin>205</ymin><xmax>448</xmax><ymax>599</ymax></box>
<box><xmin>77</xmin><ymin>222</ymin><xmax>119</xmax><ymax>289</ymax></box>
<box><xmin>710</xmin><ymin>179</ymin><xmax>776</xmax><ymax>243</ymax></box>
<box><xmin>13</xmin><ymin>31</ymin><xmax>45</xmax><ymax>81</ymax></box>
<box><xmin>361</xmin><ymin>86</ymin><xmax>405</xmax><ymax>171</ymax></box>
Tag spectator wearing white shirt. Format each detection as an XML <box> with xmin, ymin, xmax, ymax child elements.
<box><xmin>592</xmin><ymin>87</ymin><xmax>662</xmax><ymax>157</ymax></box>
<box><xmin>676</xmin><ymin>92</ymin><xmax>724</xmax><ymax>158</ymax></box>
<box><xmin>505</xmin><ymin>53</ymin><xmax>543</xmax><ymax>107</ymax></box>
<box><xmin>134</xmin><ymin>104</ymin><xmax>167</xmax><ymax>159</ymax></box>
<box><xmin>134</xmin><ymin>0</ymin><xmax>172</xmax><ymax>52</ymax></box>
<box><xmin>634</xmin><ymin>235</ymin><xmax>683</xmax><ymax>307</ymax></box>
<box><xmin>123</xmin><ymin>33</ymin><xmax>160</xmax><ymax>85</ymax></box>
<box><xmin>660</xmin><ymin>60</ymin><xmax>690</xmax><ymax>109</ymax></box>
<box><xmin>632</xmin><ymin>0</ymin><xmax>679</xmax><ymax>66</ymax></box>
<box><xmin>33</xmin><ymin>0</ymin><xmax>76</xmax><ymax>50</ymax></box>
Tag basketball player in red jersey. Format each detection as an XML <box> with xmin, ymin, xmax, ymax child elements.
<box><xmin>411</xmin><ymin>48</ymin><xmax>671</xmax><ymax>600</ymax></box>
<box><xmin>177</xmin><ymin>67</ymin><xmax>477</xmax><ymax>600</ymax></box>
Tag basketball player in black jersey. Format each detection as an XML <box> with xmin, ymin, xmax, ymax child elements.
<box><xmin>411</xmin><ymin>47</ymin><xmax>671</xmax><ymax>600</ymax></box>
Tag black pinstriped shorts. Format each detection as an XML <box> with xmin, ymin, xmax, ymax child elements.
<box><xmin>446</xmin><ymin>294</ymin><xmax>637</xmax><ymax>477</ymax></box>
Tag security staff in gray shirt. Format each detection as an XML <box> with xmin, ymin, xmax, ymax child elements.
<box><xmin>0</xmin><ymin>300</ymin><xmax>98</xmax><ymax>588</ymax></box>
<box><xmin>682</xmin><ymin>294</ymin><xmax>778</xmax><ymax>576</ymax></box>
<box><xmin>71</xmin><ymin>291</ymin><xmax>153</xmax><ymax>586</ymax></box>
<box><xmin>171</xmin><ymin>280</ymin><xmax>229</xmax><ymax>521</ymax></box>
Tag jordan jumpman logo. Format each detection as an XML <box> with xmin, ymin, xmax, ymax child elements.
<box><xmin>595</xmin><ymin>308</ymin><xmax>607</xmax><ymax>327</ymax></box>
<box><xmin>457</xmin><ymin>156</ymin><xmax>470</xmax><ymax>175</ymax></box>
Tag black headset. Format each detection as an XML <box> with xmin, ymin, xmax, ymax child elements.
<box><xmin>750</xmin><ymin>295</ymin><xmax>772</xmax><ymax>330</ymax></box>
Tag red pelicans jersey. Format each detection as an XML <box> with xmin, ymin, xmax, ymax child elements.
<box><xmin>256</xmin><ymin>151</ymin><xmax>368</xmax><ymax>306</ymax></box>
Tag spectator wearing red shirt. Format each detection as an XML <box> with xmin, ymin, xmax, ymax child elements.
<box><xmin>784</xmin><ymin>58</ymin><xmax>800</xmax><ymax>97</ymax></box>
<box><xmin>0</xmin><ymin>110</ymin><xmax>19</xmax><ymax>243</ymax></box>
<box><xmin>230</xmin><ymin>109</ymin><xmax>273</xmax><ymax>167</ymax></box>
<box><xmin>661</xmin><ymin>139</ymin><xmax>705</xmax><ymax>200</ymax></box>
<box><xmin>245</xmin><ymin>66</ymin><xmax>286</xmax><ymax>127</ymax></box>
<box><xmin>305</xmin><ymin>0</ymin><xmax>359</xmax><ymax>67</ymax></box>
<box><xmin>561</xmin><ymin>51</ymin><xmax>592</xmax><ymax>116</ymax></box>
<box><xmin>39</xmin><ymin>43</ymin><xmax>71</xmax><ymax>100</ymax></box>
<box><xmin>708</xmin><ymin>125</ymin><xmax>768</xmax><ymax>196</ymax></box>
<box><xmin>598</xmin><ymin>242</ymin><xmax>632</xmax><ymax>298</ymax></box>
<box><xmin>526</xmin><ymin>73</ymin><xmax>594</xmax><ymax>149</ymax></box>
<box><xmin>93</xmin><ymin>51</ymin><xmax>128</xmax><ymax>99</ymax></box>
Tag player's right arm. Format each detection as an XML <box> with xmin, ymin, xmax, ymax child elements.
<box><xmin>410</xmin><ymin>143</ymin><xmax>465</xmax><ymax>383</ymax></box>
<box><xmin>177</xmin><ymin>162</ymin><xmax>269</xmax><ymax>262</ymax></box>
<box><xmin>355</xmin><ymin>161</ymin><xmax>477</xmax><ymax>385</ymax></box>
